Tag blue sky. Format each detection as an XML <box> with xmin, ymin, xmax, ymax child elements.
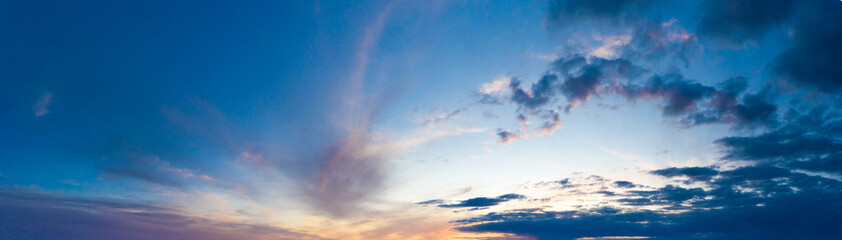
<box><xmin>2</xmin><ymin>0</ymin><xmax>842</xmax><ymax>239</ymax></box>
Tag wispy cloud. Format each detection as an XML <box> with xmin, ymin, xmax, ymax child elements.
<box><xmin>600</xmin><ymin>147</ymin><xmax>660</xmax><ymax>171</ymax></box>
<box><xmin>33</xmin><ymin>91</ymin><xmax>53</xmax><ymax>117</ymax></box>
<box><xmin>0</xmin><ymin>187</ymin><xmax>312</xmax><ymax>240</ymax></box>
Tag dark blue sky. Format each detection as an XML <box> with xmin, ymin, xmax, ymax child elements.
<box><xmin>2</xmin><ymin>0</ymin><xmax>842</xmax><ymax>239</ymax></box>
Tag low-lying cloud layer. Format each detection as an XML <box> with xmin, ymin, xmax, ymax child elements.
<box><xmin>0</xmin><ymin>188</ymin><xmax>310</xmax><ymax>240</ymax></box>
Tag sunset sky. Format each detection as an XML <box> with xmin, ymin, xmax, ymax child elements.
<box><xmin>2</xmin><ymin>0</ymin><xmax>842</xmax><ymax>239</ymax></box>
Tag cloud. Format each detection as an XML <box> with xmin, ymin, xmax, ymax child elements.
<box><xmin>90</xmin><ymin>137</ymin><xmax>192</xmax><ymax>190</ymax></box>
<box><xmin>600</xmin><ymin>147</ymin><xmax>659</xmax><ymax>170</ymax></box>
<box><xmin>729</xmin><ymin>91</ymin><xmax>778</xmax><ymax>127</ymax></box>
<box><xmin>458</xmin><ymin>192</ymin><xmax>842</xmax><ymax>240</ymax></box>
<box><xmin>787</xmin><ymin>153</ymin><xmax>842</xmax><ymax>174</ymax></box>
<box><xmin>510</xmin><ymin>74</ymin><xmax>560</xmax><ymax>110</ymax></box>
<box><xmin>481</xmin><ymin>56</ymin><xmax>779</xmax><ymax>145</ymax></box>
<box><xmin>298</xmin><ymin>128</ymin><xmax>388</xmax><ymax>217</ymax></box>
<box><xmin>496</xmin><ymin>129</ymin><xmax>520</xmax><ymax>145</ymax></box>
<box><xmin>623</xmin><ymin>74</ymin><xmax>716</xmax><ymax>116</ymax></box>
<box><xmin>0</xmin><ymin>188</ymin><xmax>310</xmax><ymax>240</ymax></box>
<box><xmin>612</xmin><ymin>74</ymin><xmax>779</xmax><ymax>129</ymax></box>
<box><xmin>624</xmin><ymin>19</ymin><xmax>700</xmax><ymax>66</ymax></box>
<box><xmin>455</xmin><ymin>163</ymin><xmax>842</xmax><ymax>239</ymax></box>
<box><xmin>478</xmin><ymin>75</ymin><xmax>513</xmax><ymax>105</ymax></box>
<box><xmin>772</xmin><ymin>1</ymin><xmax>842</xmax><ymax>92</ymax></box>
<box><xmin>480</xmin><ymin>75</ymin><xmax>513</xmax><ymax>95</ymax></box>
<box><xmin>709</xmin><ymin>106</ymin><xmax>842</xmax><ymax>176</ymax></box>
<box><xmin>650</xmin><ymin>166</ymin><xmax>718</xmax><ymax>182</ymax></box>
<box><xmin>427</xmin><ymin>193</ymin><xmax>526</xmax><ymax>209</ymax></box>
<box><xmin>697</xmin><ymin>0</ymin><xmax>796</xmax><ymax>46</ymax></box>
<box><xmin>416</xmin><ymin>199</ymin><xmax>444</xmax><ymax>205</ymax></box>
<box><xmin>422</xmin><ymin>107</ymin><xmax>467</xmax><ymax>126</ymax></box>
<box><xmin>715</xmin><ymin>127</ymin><xmax>842</xmax><ymax>162</ymax></box>
<box><xmin>538</xmin><ymin>112</ymin><xmax>563</xmax><ymax>134</ymax></box>
<box><xmin>556</xmin><ymin>56</ymin><xmax>642</xmax><ymax>112</ymax></box>
<box><xmin>590</xmin><ymin>34</ymin><xmax>631</xmax><ymax>59</ymax></box>
<box><xmin>478</xmin><ymin>14</ymin><xmax>714</xmax><ymax>143</ymax></box>
<box><xmin>696</xmin><ymin>0</ymin><xmax>842</xmax><ymax>92</ymax></box>
<box><xmin>286</xmin><ymin>2</ymin><xmax>402</xmax><ymax>218</ymax></box>
<box><xmin>614</xmin><ymin>181</ymin><xmax>637</xmax><ymax>188</ymax></box>
<box><xmin>33</xmin><ymin>91</ymin><xmax>53</xmax><ymax>117</ymax></box>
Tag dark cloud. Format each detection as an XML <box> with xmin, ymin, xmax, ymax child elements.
<box><xmin>641</xmin><ymin>74</ymin><xmax>716</xmax><ymax>116</ymax></box>
<box><xmin>0</xmin><ymin>188</ymin><xmax>309</xmax><ymax>240</ymax></box>
<box><xmin>710</xmin><ymin>106</ymin><xmax>842</xmax><ymax>177</ymax></box>
<box><xmin>498</xmin><ymin>193</ymin><xmax>527</xmax><ymax>199</ymax></box>
<box><xmin>787</xmin><ymin>153</ymin><xmax>842</xmax><ymax>174</ymax></box>
<box><xmin>415</xmin><ymin>199</ymin><xmax>444</xmax><ymax>205</ymax></box>
<box><xmin>535</xmin><ymin>0</ymin><xmax>791</xmax><ymax>130</ymax></box>
<box><xmin>684</xmin><ymin>87</ymin><xmax>777</xmax><ymax>129</ymax></box>
<box><xmin>697</xmin><ymin>0</ymin><xmax>796</xmax><ymax>46</ymax></box>
<box><xmin>503</xmin><ymin>57</ymin><xmax>776</xmax><ymax>131</ymax></box>
<box><xmin>458</xmin><ymin>191</ymin><xmax>842</xmax><ymax>240</ymax></box>
<box><xmin>650</xmin><ymin>166</ymin><xmax>718</xmax><ymax>182</ymax></box>
<box><xmin>436</xmin><ymin>193</ymin><xmax>525</xmax><ymax>208</ymax></box>
<box><xmin>509</xmin><ymin>75</ymin><xmax>560</xmax><ymax>110</ymax></box>
<box><xmin>501</xmin><ymin>58</ymin><xmax>778</xmax><ymax>131</ymax></box>
<box><xmin>729</xmin><ymin>91</ymin><xmax>778</xmax><ymax>127</ymax></box>
<box><xmin>715</xmin><ymin>127</ymin><xmax>842</xmax><ymax>162</ymax></box>
<box><xmin>621</xmin><ymin>185</ymin><xmax>706</xmax><ymax>206</ymax></box>
<box><xmin>482</xmin><ymin>56</ymin><xmax>645</xmax><ymax>130</ymax></box>
<box><xmin>496</xmin><ymin>129</ymin><xmax>519</xmax><ymax>145</ymax></box>
<box><xmin>457</xmin><ymin>163</ymin><xmax>842</xmax><ymax>239</ymax></box>
<box><xmin>709</xmin><ymin>76</ymin><xmax>748</xmax><ymax>113</ymax></box>
<box><xmin>559</xmin><ymin>65</ymin><xmax>602</xmax><ymax>109</ymax></box>
<box><xmin>555</xmin><ymin>56</ymin><xmax>642</xmax><ymax>112</ymax></box>
<box><xmin>614</xmin><ymin>180</ymin><xmax>637</xmax><ymax>188</ymax></box>
<box><xmin>623</xmin><ymin>20</ymin><xmax>700</xmax><ymax>66</ymax></box>
<box><xmin>772</xmin><ymin>1</ymin><xmax>842</xmax><ymax>92</ymax></box>
<box><xmin>615</xmin><ymin>75</ymin><xmax>778</xmax><ymax>128</ymax></box>
<box><xmin>699</xmin><ymin>0</ymin><xmax>842</xmax><ymax>91</ymax></box>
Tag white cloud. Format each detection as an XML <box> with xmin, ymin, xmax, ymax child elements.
<box><xmin>367</xmin><ymin>124</ymin><xmax>484</xmax><ymax>158</ymax></box>
<box><xmin>590</xmin><ymin>34</ymin><xmax>631</xmax><ymax>59</ymax></box>
<box><xmin>479</xmin><ymin>75</ymin><xmax>512</xmax><ymax>95</ymax></box>
<box><xmin>600</xmin><ymin>146</ymin><xmax>659</xmax><ymax>170</ymax></box>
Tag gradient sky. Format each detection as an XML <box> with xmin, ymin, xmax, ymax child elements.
<box><xmin>2</xmin><ymin>0</ymin><xmax>842</xmax><ymax>239</ymax></box>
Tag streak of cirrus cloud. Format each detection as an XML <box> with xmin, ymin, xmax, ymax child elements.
<box><xmin>295</xmin><ymin>1</ymin><xmax>396</xmax><ymax>218</ymax></box>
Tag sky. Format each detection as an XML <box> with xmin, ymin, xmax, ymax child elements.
<box><xmin>1</xmin><ymin>0</ymin><xmax>842</xmax><ymax>239</ymax></box>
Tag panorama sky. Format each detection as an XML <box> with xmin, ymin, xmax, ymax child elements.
<box><xmin>2</xmin><ymin>0</ymin><xmax>842</xmax><ymax>239</ymax></box>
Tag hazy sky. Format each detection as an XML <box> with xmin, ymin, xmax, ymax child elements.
<box><xmin>2</xmin><ymin>0</ymin><xmax>842</xmax><ymax>239</ymax></box>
